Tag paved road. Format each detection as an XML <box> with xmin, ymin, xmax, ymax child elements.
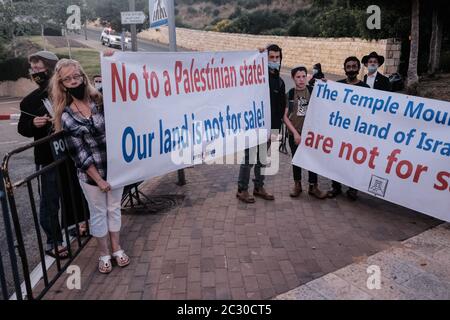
<box><xmin>79</xmin><ymin>28</ymin><xmax>182</xmax><ymax>53</ymax></box>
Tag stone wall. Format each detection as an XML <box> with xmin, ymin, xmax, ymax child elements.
<box><xmin>138</xmin><ymin>27</ymin><xmax>401</xmax><ymax>75</ymax></box>
<box><xmin>0</xmin><ymin>78</ymin><xmax>37</xmax><ymax>97</ymax></box>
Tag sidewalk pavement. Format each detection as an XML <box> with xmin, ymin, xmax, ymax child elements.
<box><xmin>41</xmin><ymin>152</ymin><xmax>441</xmax><ymax>300</ymax></box>
<box><xmin>275</xmin><ymin>223</ymin><xmax>450</xmax><ymax>299</ymax></box>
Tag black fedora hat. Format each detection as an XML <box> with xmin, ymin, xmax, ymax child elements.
<box><xmin>362</xmin><ymin>51</ymin><xmax>385</xmax><ymax>66</ymax></box>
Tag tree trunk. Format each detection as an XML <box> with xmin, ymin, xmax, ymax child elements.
<box><xmin>64</xmin><ymin>28</ymin><xmax>72</xmax><ymax>59</ymax></box>
<box><xmin>407</xmin><ymin>0</ymin><xmax>420</xmax><ymax>92</ymax></box>
<box><xmin>41</xmin><ymin>23</ymin><xmax>47</xmax><ymax>51</ymax></box>
<box><xmin>427</xmin><ymin>3</ymin><xmax>443</xmax><ymax>75</ymax></box>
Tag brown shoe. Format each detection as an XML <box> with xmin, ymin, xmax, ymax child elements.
<box><xmin>308</xmin><ymin>184</ymin><xmax>327</xmax><ymax>199</ymax></box>
<box><xmin>289</xmin><ymin>181</ymin><xmax>302</xmax><ymax>198</ymax></box>
<box><xmin>253</xmin><ymin>187</ymin><xmax>275</xmax><ymax>200</ymax></box>
<box><xmin>236</xmin><ymin>190</ymin><xmax>255</xmax><ymax>203</ymax></box>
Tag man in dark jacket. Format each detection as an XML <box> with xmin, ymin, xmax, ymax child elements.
<box><xmin>362</xmin><ymin>51</ymin><xmax>391</xmax><ymax>92</ymax></box>
<box><xmin>18</xmin><ymin>51</ymin><xmax>68</xmax><ymax>258</ymax></box>
<box><xmin>308</xmin><ymin>63</ymin><xmax>325</xmax><ymax>87</ymax></box>
<box><xmin>236</xmin><ymin>44</ymin><xmax>286</xmax><ymax>203</ymax></box>
<box><xmin>327</xmin><ymin>56</ymin><xmax>370</xmax><ymax>201</ymax></box>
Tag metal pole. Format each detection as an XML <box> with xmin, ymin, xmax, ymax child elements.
<box><xmin>84</xmin><ymin>19</ymin><xmax>88</xmax><ymax>41</ymax></box>
<box><xmin>167</xmin><ymin>0</ymin><xmax>177</xmax><ymax>52</ymax></box>
<box><xmin>166</xmin><ymin>0</ymin><xmax>185</xmax><ymax>185</ymax></box>
<box><xmin>129</xmin><ymin>0</ymin><xmax>138</xmax><ymax>52</ymax></box>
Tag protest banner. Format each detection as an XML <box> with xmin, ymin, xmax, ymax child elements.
<box><xmin>101</xmin><ymin>51</ymin><xmax>270</xmax><ymax>188</ymax></box>
<box><xmin>293</xmin><ymin>80</ymin><xmax>450</xmax><ymax>222</ymax></box>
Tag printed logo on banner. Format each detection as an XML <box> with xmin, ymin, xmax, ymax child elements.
<box><xmin>368</xmin><ymin>175</ymin><xmax>388</xmax><ymax>197</ymax></box>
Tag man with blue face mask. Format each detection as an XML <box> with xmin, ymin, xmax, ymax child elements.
<box><xmin>236</xmin><ymin>44</ymin><xmax>286</xmax><ymax>203</ymax></box>
<box><xmin>362</xmin><ymin>51</ymin><xmax>391</xmax><ymax>91</ymax></box>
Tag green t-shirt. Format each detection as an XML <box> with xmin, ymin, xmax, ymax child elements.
<box><xmin>287</xmin><ymin>87</ymin><xmax>311</xmax><ymax>135</ymax></box>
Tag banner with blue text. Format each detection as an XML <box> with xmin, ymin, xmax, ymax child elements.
<box><xmin>293</xmin><ymin>80</ymin><xmax>450</xmax><ymax>222</ymax></box>
<box><xmin>101</xmin><ymin>51</ymin><xmax>270</xmax><ymax>188</ymax></box>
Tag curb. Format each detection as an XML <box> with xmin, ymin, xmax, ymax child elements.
<box><xmin>0</xmin><ymin>114</ymin><xmax>20</xmax><ymax>121</ymax></box>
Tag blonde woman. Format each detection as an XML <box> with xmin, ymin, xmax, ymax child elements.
<box><xmin>51</xmin><ymin>57</ymin><xmax>130</xmax><ymax>274</ymax></box>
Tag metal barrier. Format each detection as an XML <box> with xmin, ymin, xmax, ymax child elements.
<box><xmin>1</xmin><ymin>131</ymin><xmax>91</xmax><ymax>300</ymax></box>
<box><xmin>1</xmin><ymin>169</ymin><xmax>22</xmax><ymax>300</ymax></box>
<box><xmin>1</xmin><ymin>131</ymin><xmax>187</xmax><ymax>299</ymax></box>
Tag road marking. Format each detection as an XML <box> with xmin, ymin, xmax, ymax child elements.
<box><xmin>0</xmin><ymin>140</ymin><xmax>19</xmax><ymax>145</ymax></box>
<box><xmin>9</xmin><ymin>233</ymin><xmax>81</xmax><ymax>300</ymax></box>
<box><xmin>0</xmin><ymin>100</ymin><xmax>21</xmax><ymax>105</ymax></box>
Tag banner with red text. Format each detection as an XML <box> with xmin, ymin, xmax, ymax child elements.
<box><xmin>293</xmin><ymin>80</ymin><xmax>450</xmax><ymax>222</ymax></box>
<box><xmin>101</xmin><ymin>51</ymin><xmax>270</xmax><ymax>188</ymax></box>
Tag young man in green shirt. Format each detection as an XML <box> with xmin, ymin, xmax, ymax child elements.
<box><xmin>283</xmin><ymin>66</ymin><xmax>327</xmax><ymax>199</ymax></box>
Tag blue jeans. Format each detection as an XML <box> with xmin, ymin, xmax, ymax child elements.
<box><xmin>238</xmin><ymin>145</ymin><xmax>265</xmax><ymax>192</ymax></box>
<box><xmin>38</xmin><ymin>166</ymin><xmax>62</xmax><ymax>249</ymax></box>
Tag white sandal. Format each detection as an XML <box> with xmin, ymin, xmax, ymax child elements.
<box><xmin>112</xmin><ymin>249</ymin><xmax>130</xmax><ymax>268</ymax></box>
<box><xmin>98</xmin><ymin>255</ymin><xmax>112</xmax><ymax>274</ymax></box>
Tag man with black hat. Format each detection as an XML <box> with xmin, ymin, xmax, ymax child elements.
<box><xmin>308</xmin><ymin>63</ymin><xmax>325</xmax><ymax>87</ymax></box>
<box><xmin>18</xmin><ymin>51</ymin><xmax>68</xmax><ymax>259</ymax></box>
<box><xmin>236</xmin><ymin>44</ymin><xmax>285</xmax><ymax>203</ymax></box>
<box><xmin>327</xmin><ymin>56</ymin><xmax>369</xmax><ymax>201</ymax></box>
<box><xmin>362</xmin><ymin>51</ymin><xmax>391</xmax><ymax>92</ymax></box>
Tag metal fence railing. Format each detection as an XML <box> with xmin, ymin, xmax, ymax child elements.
<box><xmin>1</xmin><ymin>131</ymin><xmax>90</xmax><ymax>300</ymax></box>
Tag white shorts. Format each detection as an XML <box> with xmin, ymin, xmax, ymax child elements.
<box><xmin>79</xmin><ymin>181</ymin><xmax>123</xmax><ymax>238</ymax></box>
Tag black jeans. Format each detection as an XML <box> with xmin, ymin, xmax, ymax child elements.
<box><xmin>289</xmin><ymin>135</ymin><xmax>318</xmax><ymax>184</ymax></box>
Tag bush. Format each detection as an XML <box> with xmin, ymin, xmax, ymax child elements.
<box><xmin>44</xmin><ymin>26</ymin><xmax>62</xmax><ymax>36</ymax></box>
<box><xmin>223</xmin><ymin>10</ymin><xmax>289</xmax><ymax>35</ymax></box>
<box><xmin>288</xmin><ymin>17</ymin><xmax>319</xmax><ymax>37</ymax></box>
<box><xmin>229</xmin><ymin>7</ymin><xmax>242</xmax><ymax>20</ymax></box>
<box><xmin>0</xmin><ymin>57</ymin><xmax>30</xmax><ymax>81</ymax></box>
<box><xmin>262</xmin><ymin>28</ymin><xmax>287</xmax><ymax>36</ymax></box>
<box><xmin>187</xmin><ymin>7</ymin><xmax>197</xmax><ymax>15</ymax></box>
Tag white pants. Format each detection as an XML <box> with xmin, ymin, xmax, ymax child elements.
<box><xmin>79</xmin><ymin>181</ymin><xmax>123</xmax><ymax>238</ymax></box>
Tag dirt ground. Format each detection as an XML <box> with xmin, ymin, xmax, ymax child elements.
<box><xmin>45</xmin><ymin>36</ymin><xmax>89</xmax><ymax>48</ymax></box>
<box><xmin>8</xmin><ymin>39</ymin><xmax>42</xmax><ymax>58</ymax></box>
<box><xmin>417</xmin><ymin>73</ymin><xmax>450</xmax><ymax>102</ymax></box>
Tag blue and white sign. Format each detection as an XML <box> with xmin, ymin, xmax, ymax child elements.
<box><xmin>149</xmin><ymin>0</ymin><xmax>168</xmax><ymax>28</ymax></box>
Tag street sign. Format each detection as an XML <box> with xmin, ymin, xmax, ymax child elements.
<box><xmin>121</xmin><ymin>11</ymin><xmax>146</xmax><ymax>25</ymax></box>
<box><xmin>149</xmin><ymin>0</ymin><xmax>168</xmax><ymax>28</ymax></box>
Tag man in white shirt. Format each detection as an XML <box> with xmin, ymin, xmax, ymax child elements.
<box><xmin>362</xmin><ymin>51</ymin><xmax>391</xmax><ymax>91</ymax></box>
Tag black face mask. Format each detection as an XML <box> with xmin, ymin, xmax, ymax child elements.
<box><xmin>345</xmin><ymin>70</ymin><xmax>359</xmax><ymax>80</ymax></box>
<box><xmin>66</xmin><ymin>82</ymin><xmax>86</xmax><ymax>100</ymax></box>
<box><xmin>31</xmin><ymin>71</ymin><xmax>49</xmax><ymax>87</ymax></box>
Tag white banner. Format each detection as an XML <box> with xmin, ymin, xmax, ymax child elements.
<box><xmin>101</xmin><ymin>51</ymin><xmax>270</xmax><ymax>188</ymax></box>
<box><xmin>293</xmin><ymin>80</ymin><xmax>450</xmax><ymax>222</ymax></box>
